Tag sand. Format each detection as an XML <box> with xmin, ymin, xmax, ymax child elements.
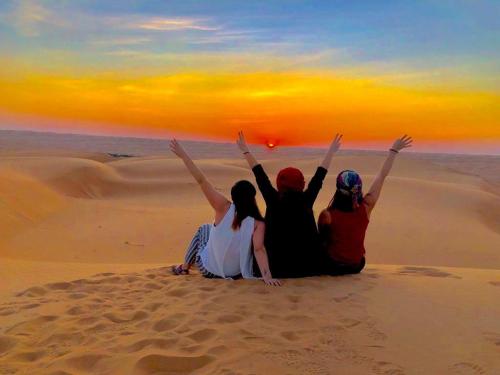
<box><xmin>0</xmin><ymin>132</ymin><xmax>499</xmax><ymax>374</ymax></box>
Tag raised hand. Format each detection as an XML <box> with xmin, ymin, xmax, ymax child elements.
<box><xmin>320</xmin><ymin>133</ymin><xmax>343</xmax><ymax>170</ymax></box>
<box><xmin>329</xmin><ymin>133</ymin><xmax>343</xmax><ymax>153</ymax></box>
<box><xmin>169</xmin><ymin>139</ymin><xmax>189</xmax><ymax>159</ymax></box>
<box><xmin>236</xmin><ymin>131</ymin><xmax>250</xmax><ymax>153</ymax></box>
<box><xmin>391</xmin><ymin>135</ymin><xmax>413</xmax><ymax>152</ymax></box>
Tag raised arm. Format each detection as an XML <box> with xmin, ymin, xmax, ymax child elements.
<box><xmin>305</xmin><ymin>134</ymin><xmax>342</xmax><ymax>205</ymax></box>
<box><xmin>364</xmin><ymin>135</ymin><xmax>413</xmax><ymax>212</ymax></box>
<box><xmin>236</xmin><ymin>131</ymin><xmax>278</xmax><ymax>204</ymax></box>
<box><xmin>252</xmin><ymin>221</ymin><xmax>281</xmax><ymax>286</ymax></box>
<box><xmin>320</xmin><ymin>133</ymin><xmax>343</xmax><ymax>170</ymax></box>
<box><xmin>237</xmin><ymin>131</ymin><xmax>258</xmax><ymax>169</ymax></box>
<box><xmin>170</xmin><ymin>139</ymin><xmax>230</xmax><ymax>215</ymax></box>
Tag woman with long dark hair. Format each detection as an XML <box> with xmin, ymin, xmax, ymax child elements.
<box><xmin>169</xmin><ymin>139</ymin><xmax>280</xmax><ymax>286</ymax></box>
<box><xmin>318</xmin><ymin>135</ymin><xmax>413</xmax><ymax>275</ymax></box>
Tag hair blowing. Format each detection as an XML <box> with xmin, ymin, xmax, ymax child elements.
<box><xmin>231</xmin><ymin>180</ymin><xmax>264</xmax><ymax>230</ymax></box>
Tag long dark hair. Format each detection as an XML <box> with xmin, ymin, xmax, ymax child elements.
<box><xmin>231</xmin><ymin>180</ymin><xmax>264</xmax><ymax>230</ymax></box>
<box><xmin>328</xmin><ymin>190</ymin><xmax>362</xmax><ymax>212</ymax></box>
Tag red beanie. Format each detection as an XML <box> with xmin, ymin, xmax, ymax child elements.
<box><xmin>277</xmin><ymin>167</ymin><xmax>305</xmax><ymax>192</ymax></box>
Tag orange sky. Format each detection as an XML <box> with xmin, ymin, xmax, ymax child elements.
<box><xmin>1</xmin><ymin>71</ymin><xmax>499</xmax><ymax>146</ymax></box>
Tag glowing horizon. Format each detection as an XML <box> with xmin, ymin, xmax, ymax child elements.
<box><xmin>0</xmin><ymin>1</ymin><xmax>499</xmax><ymax>153</ymax></box>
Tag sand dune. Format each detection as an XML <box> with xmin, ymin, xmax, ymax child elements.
<box><xmin>0</xmin><ymin>266</ymin><xmax>498</xmax><ymax>374</ymax></box>
<box><xmin>1</xmin><ymin>154</ymin><xmax>498</xmax><ymax>268</ymax></box>
<box><xmin>1</xmin><ymin>142</ymin><xmax>499</xmax><ymax>374</ymax></box>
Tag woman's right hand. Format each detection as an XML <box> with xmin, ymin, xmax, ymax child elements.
<box><xmin>328</xmin><ymin>133</ymin><xmax>343</xmax><ymax>154</ymax></box>
<box><xmin>169</xmin><ymin>139</ymin><xmax>189</xmax><ymax>159</ymax></box>
<box><xmin>236</xmin><ymin>131</ymin><xmax>250</xmax><ymax>153</ymax></box>
<box><xmin>263</xmin><ymin>277</ymin><xmax>282</xmax><ymax>286</ymax></box>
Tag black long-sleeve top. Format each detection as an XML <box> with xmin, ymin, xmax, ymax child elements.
<box><xmin>252</xmin><ymin>164</ymin><xmax>328</xmax><ymax>278</ymax></box>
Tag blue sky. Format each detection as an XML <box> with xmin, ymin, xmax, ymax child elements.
<box><xmin>0</xmin><ymin>1</ymin><xmax>498</xmax><ymax>152</ymax></box>
<box><xmin>0</xmin><ymin>0</ymin><xmax>498</xmax><ymax>90</ymax></box>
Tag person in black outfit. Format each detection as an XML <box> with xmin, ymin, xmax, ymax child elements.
<box><xmin>237</xmin><ymin>132</ymin><xmax>342</xmax><ymax>278</ymax></box>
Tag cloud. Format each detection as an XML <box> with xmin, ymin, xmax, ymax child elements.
<box><xmin>8</xmin><ymin>0</ymin><xmax>66</xmax><ymax>37</ymax></box>
<box><xmin>134</xmin><ymin>18</ymin><xmax>219</xmax><ymax>32</ymax></box>
<box><xmin>89</xmin><ymin>37</ymin><xmax>151</xmax><ymax>47</ymax></box>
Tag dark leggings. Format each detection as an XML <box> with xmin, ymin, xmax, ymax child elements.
<box><xmin>325</xmin><ymin>257</ymin><xmax>366</xmax><ymax>276</ymax></box>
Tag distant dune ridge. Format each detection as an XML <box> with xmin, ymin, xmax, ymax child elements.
<box><xmin>0</xmin><ymin>130</ymin><xmax>499</xmax><ymax>374</ymax></box>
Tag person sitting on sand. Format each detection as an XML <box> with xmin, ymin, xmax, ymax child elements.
<box><xmin>318</xmin><ymin>135</ymin><xmax>413</xmax><ymax>275</ymax></box>
<box><xmin>236</xmin><ymin>131</ymin><xmax>342</xmax><ymax>278</ymax></box>
<box><xmin>169</xmin><ymin>139</ymin><xmax>281</xmax><ymax>286</ymax></box>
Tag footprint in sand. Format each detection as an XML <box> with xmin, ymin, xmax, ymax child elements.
<box><xmin>397</xmin><ymin>266</ymin><xmax>460</xmax><ymax>279</ymax></box>
<box><xmin>187</xmin><ymin>328</ymin><xmax>217</xmax><ymax>343</ymax></box>
<box><xmin>126</xmin><ymin>338</ymin><xmax>178</xmax><ymax>353</ymax></box>
<box><xmin>65</xmin><ymin>353</ymin><xmax>109</xmax><ymax>372</ymax></box>
<box><xmin>281</xmin><ymin>331</ymin><xmax>301</xmax><ymax>341</ymax></box>
<box><xmin>143</xmin><ymin>302</ymin><xmax>163</xmax><ymax>312</ymax></box>
<box><xmin>340</xmin><ymin>318</ymin><xmax>362</xmax><ymax>328</ymax></box>
<box><xmin>77</xmin><ymin>316</ymin><xmax>101</xmax><ymax>326</ymax></box>
<box><xmin>144</xmin><ymin>282</ymin><xmax>162</xmax><ymax>290</ymax></box>
<box><xmin>68</xmin><ymin>293</ymin><xmax>88</xmax><ymax>299</ymax></box>
<box><xmin>11</xmin><ymin>350</ymin><xmax>45</xmax><ymax>362</ymax></box>
<box><xmin>450</xmin><ymin>362</ymin><xmax>486</xmax><ymax>374</ymax></box>
<box><xmin>488</xmin><ymin>281</ymin><xmax>500</xmax><ymax>287</ymax></box>
<box><xmin>207</xmin><ymin>345</ymin><xmax>228</xmax><ymax>356</ymax></box>
<box><xmin>0</xmin><ymin>308</ymin><xmax>16</xmax><ymax>316</ymax></box>
<box><xmin>152</xmin><ymin>313</ymin><xmax>186</xmax><ymax>332</ymax></box>
<box><xmin>40</xmin><ymin>332</ymin><xmax>86</xmax><ymax>346</ymax></box>
<box><xmin>6</xmin><ymin>315</ymin><xmax>58</xmax><ymax>335</ymax></box>
<box><xmin>20</xmin><ymin>303</ymin><xmax>40</xmax><ymax>310</ymax></box>
<box><xmin>16</xmin><ymin>286</ymin><xmax>47</xmax><ymax>298</ymax></box>
<box><xmin>46</xmin><ymin>282</ymin><xmax>74</xmax><ymax>291</ymax></box>
<box><xmin>133</xmin><ymin>354</ymin><xmax>213</xmax><ymax>374</ymax></box>
<box><xmin>482</xmin><ymin>331</ymin><xmax>500</xmax><ymax>347</ymax></box>
<box><xmin>332</xmin><ymin>293</ymin><xmax>355</xmax><ymax>303</ymax></box>
<box><xmin>216</xmin><ymin>314</ymin><xmax>243</xmax><ymax>323</ymax></box>
<box><xmin>0</xmin><ymin>336</ymin><xmax>17</xmax><ymax>356</ymax></box>
<box><xmin>103</xmin><ymin>310</ymin><xmax>149</xmax><ymax>324</ymax></box>
<box><xmin>286</xmin><ymin>295</ymin><xmax>301</xmax><ymax>303</ymax></box>
<box><xmin>94</xmin><ymin>272</ymin><xmax>115</xmax><ymax>277</ymax></box>
<box><xmin>372</xmin><ymin>361</ymin><xmax>405</xmax><ymax>375</ymax></box>
<box><xmin>166</xmin><ymin>288</ymin><xmax>192</xmax><ymax>298</ymax></box>
<box><xmin>285</xmin><ymin>314</ymin><xmax>314</xmax><ymax>324</ymax></box>
<box><xmin>199</xmin><ymin>286</ymin><xmax>216</xmax><ymax>292</ymax></box>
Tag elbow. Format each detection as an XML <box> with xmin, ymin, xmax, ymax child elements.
<box><xmin>254</xmin><ymin>246</ymin><xmax>265</xmax><ymax>254</ymax></box>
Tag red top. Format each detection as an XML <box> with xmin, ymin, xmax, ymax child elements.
<box><xmin>323</xmin><ymin>203</ymin><xmax>369</xmax><ymax>265</ymax></box>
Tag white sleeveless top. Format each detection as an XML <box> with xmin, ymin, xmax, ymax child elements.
<box><xmin>199</xmin><ymin>204</ymin><xmax>256</xmax><ymax>279</ymax></box>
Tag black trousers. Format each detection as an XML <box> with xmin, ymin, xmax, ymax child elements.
<box><xmin>325</xmin><ymin>257</ymin><xmax>366</xmax><ymax>276</ymax></box>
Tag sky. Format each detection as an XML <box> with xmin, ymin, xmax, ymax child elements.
<box><xmin>0</xmin><ymin>0</ymin><xmax>499</xmax><ymax>153</ymax></box>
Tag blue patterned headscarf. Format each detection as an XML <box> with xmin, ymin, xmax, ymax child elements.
<box><xmin>336</xmin><ymin>170</ymin><xmax>363</xmax><ymax>208</ymax></box>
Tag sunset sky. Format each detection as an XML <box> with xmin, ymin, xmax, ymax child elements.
<box><xmin>0</xmin><ymin>1</ymin><xmax>499</xmax><ymax>153</ymax></box>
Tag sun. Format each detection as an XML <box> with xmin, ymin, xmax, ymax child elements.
<box><xmin>265</xmin><ymin>140</ymin><xmax>277</xmax><ymax>149</ymax></box>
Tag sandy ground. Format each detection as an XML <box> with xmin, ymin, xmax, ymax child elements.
<box><xmin>0</xmin><ymin>134</ymin><xmax>499</xmax><ymax>374</ymax></box>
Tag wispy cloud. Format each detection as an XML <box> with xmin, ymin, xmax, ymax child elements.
<box><xmin>134</xmin><ymin>18</ymin><xmax>219</xmax><ymax>32</ymax></box>
<box><xmin>89</xmin><ymin>37</ymin><xmax>151</xmax><ymax>47</ymax></box>
<box><xmin>8</xmin><ymin>0</ymin><xmax>66</xmax><ymax>37</ymax></box>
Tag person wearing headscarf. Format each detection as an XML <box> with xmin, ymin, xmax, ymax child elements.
<box><xmin>237</xmin><ymin>132</ymin><xmax>342</xmax><ymax>278</ymax></box>
<box><xmin>318</xmin><ymin>135</ymin><xmax>413</xmax><ymax>275</ymax></box>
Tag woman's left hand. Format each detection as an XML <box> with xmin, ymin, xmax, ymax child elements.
<box><xmin>391</xmin><ymin>135</ymin><xmax>413</xmax><ymax>152</ymax></box>
<box><xmin>263</xmin><ymin>278</ymin><xmax>282</xmax><ymax>286</ymax></box>
<box><xmin>169</xmin><ymin>139</ymin><xmax>189</xmax><ymax>159</ymax></box>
